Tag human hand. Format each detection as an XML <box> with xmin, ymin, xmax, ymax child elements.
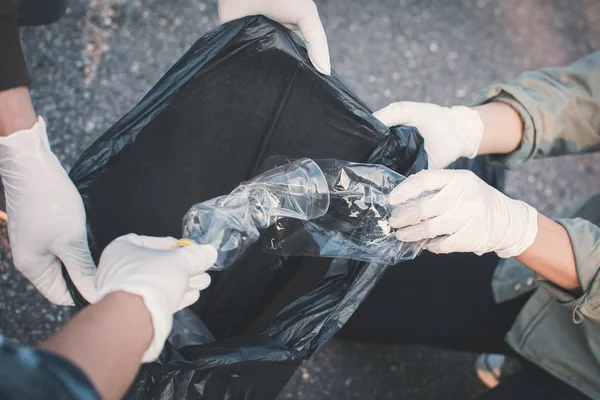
<box><xmin>218</xmin><ymin>0</ymin><xmax>330</xmax><ymax>74</ymax></box>
<box><xmin>388</xmin><ymin>169</ymin><xmax>538</xmax><ymax>258</ymax></box>
<box><xmin>95</xmin><ymin>234</ymin><xmax>217</xmax><ymax>362</ymax></box>
<box><xmin>374</xmin><ymin>102</ymin><xmax>484</xmax><ymax>169</ymax></box>
<box><xmin>0</xmin><ymin>117</ymin><xmax>97</xmax><ymax>305</ymax></box>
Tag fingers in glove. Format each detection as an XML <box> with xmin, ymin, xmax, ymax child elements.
<box><xmin>52</xmin><ymin>236</ymin><xmax>99</xmax><ymax>303</ymax></box>
<box><xmin>217</xmin><ymin>0</ymin><xmax>246</xmax><ymax>23</ymax></box>
<box><xmin>389</xmin><ymin>192</ymin><xmax>449</xmax><ymax>229</ymax></box>
<box><xmin>30</xmin><ymin>262</ymin><xmax>75</xmax><ymax>306</ymax></box>
<box><xmin>394</xmin><ymin>213</ymin><xmax>463</xmax><ymax>242</ymax></box>
<box><xmin>176</xmin><ymin>273</ymin><xmax>211</xmax><ymax>310</ymax></box>
<box><xmin>295</xmin><ymin>1</ymin><xmax>330</xmax><ymax>75</ymax></box>
<box><xmin>178</xmin><ymin>290</ymin><xmax>201</xmax><ymax>311</ymax></box>
<box><xmin>374</xmin><ymin>101</ymin><xmax>446</xmax><ymax>128</ymax></box>
<box><xmin>107</xmin><ymin>234</ymin><xmax>217</xmax><ymax>274</ymax></box>
<box><xmin>117</xmin><ymin>233</ymin><xmax>178</xmax><ymax>250</ymax></box>
<box><xmin>389</xmin><ymin>170</ymin><xmax>457</xmax><ymax>205</ymax></box>
<box><xmin>374</xmin><ymin>102</ymin><xmax>427</xmax><ymax>127</ymax></box>
<box><xmin>176</xmin><ymin>245</ymin><xmax>218</xmax><ymax>274</ymax></box>
<box><xmin>424</xmin><ymin>234</ymin><xmax>472</xmax><ymax>255</ymax></box>
<box><xmin>187</xmin><ymin>273</ymin><xmax>211</xmax><ymax>291</ymax></box>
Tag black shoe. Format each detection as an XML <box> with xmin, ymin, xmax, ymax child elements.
<box><xmin>17</xmin><ymin>0</ymin><xmax>68</xmax><ymax>27</ymax></box>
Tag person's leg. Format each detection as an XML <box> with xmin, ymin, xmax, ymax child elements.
<box><xmin>476</xmin><ymin>364</ymin><xmax>591</xmax><ymax>400</ymax></box>
<box><xmin>338</xmin><ymin>251</ymin><xmax>531</xmax><ymax>354</ymax></box>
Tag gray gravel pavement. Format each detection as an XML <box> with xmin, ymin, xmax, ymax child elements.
<box><xmin>1</xmin><ymin>0</ymin><xmax>599</xmax><ymax>399</ymax></box>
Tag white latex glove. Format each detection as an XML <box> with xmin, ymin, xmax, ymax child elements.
<box><xmin>388</xmin><ymin>169</ymin><xmax>538</xmax><ymax>258</ymax></box>
<box><xmin>0</xmin><ymin>117</ymin><xmax>97</xmax><ymax>305</ymax></box>
<box><xmin>374</xmin><ymin>102</ymin><xmax>484</xmax><ymax>169</ymax></box>
<box><xmin>95</xmin><ymin>234</ymin><xmax>217</xmax><ymax>362</ymax></box>
<box><xmin>218</xmin><ymin>0</ymin><xmax>331</xmax><ymax>75</ymax></box>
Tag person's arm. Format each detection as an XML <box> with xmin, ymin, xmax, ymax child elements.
<box><xmin>0</xmin><ymin>3</ymin><xmax>101</xmax><ymax>306</ymax></box>
<box><xmin>40</xmin><ymin>291</ymin><xmax>153</xmax><ymax>400</ymax></box>
<box><xmin>388</xmin><ymin>167</ymin><xmax>600</xmax><ymax>324</ymax></box>
<box><xmin>0</xmin><ymin>0</ymin><xmax>36</xmax><ymax>136</ymax></box>
<box><xmin>517</xmin><ymin>214</ymin><xmax>600</xmax><ymax>323</ymax></box>
<box><xmin>41</xmin><ymin>234</ymin><xmax>217</xmax><ymax>399</ymax></box>
<box><xmin>0</xmin><ymin>234</ymin><xmax>217</xmax><ymax>400</ymax></box>
<box><xmin>0</xmin><ymin>86</ymin><xmax>36</xmax><ymax>136</ymax></box>
<box><xmin>473</xmin><ymin>51</ymin><xmax>600</xmax><ymax>168</ymax></box>
<box><xmin>0</xmin><ymin>95</ymin><xmax>99</xmax><ymax>305</ymax></box>
<box><xmin>471</xmin><ymin>101</ymin><xmax>523</xmax><ymax>156</ymax></box>
<box><xmin>0</xmin><ymin>293</ymin><xmax>148</xmax><ymax>400</ymax></box>
<box><xmin>379</xmin><ymin>52</ymin><xmax>600</xmax><ymax>324</ymax></box>
<box><xmin>387</xmin><ymin>169</ymin><xmax>594</xmax><ymax>293</ymax></box>
<box><xmin>375</xmin><ymin>51</ymin><xmax>600</xmax><ymax>170</ymax></box>
<box><xmin>0</xmin><ymin>0</ymin><xmax>31</xmax><ymax>92</ymax></box>
<box><xmin>470</xmin><ymin>100</ymin><xmax>588</xmax><ymax>291</ymax></box>
<box><xmin>515</xmin><ymin>214</ymin><xmax>578</xmax><ymax>290</ymax></box>
<box><xmin>469</xmin><ymin>96</ymin><xmax>597</xmax><ymax>293</ymax></box>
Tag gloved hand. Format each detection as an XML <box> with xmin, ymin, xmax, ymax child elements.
<box><xmin>388</xmin><ymin>169</ymin><xmax>538</xmax><ymax>258</ymax></box>
<box><xmin>374</xmin><ymin>102</ymin><xmax>484</xmax><ymax>169</ymax></box>
<box><xmin>95</xmin><ymin>234</ymin><xmax>217</xmax><ymax>362</ymax></box>
<box><xmin>218</xmin><ymin>0</ymin><xmax>330</xmax><ymax>75</ymax></box>
<box><xmin>0</xmin><ymin>117</ymin><xmax>97</xmax><ymax>305</ymax></box>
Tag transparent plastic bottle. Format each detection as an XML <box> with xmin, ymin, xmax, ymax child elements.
<box><xmin>182</xmin><ymin>158</ymin><xmax>330</xmax><ymax>270</ymax></box>
<box><xmin>264</xmin><ymin>159</ymin><xmax>427</xmax><ymax>264</ymax></box>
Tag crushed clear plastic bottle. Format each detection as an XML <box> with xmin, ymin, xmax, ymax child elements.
<box><xmin>182</xmin><ymin>158</ymin><xmax>426</xmax><ymax>270</ymax></box>
<box><xmin>182</xmin><ymin>158</ymin><xmax>330</xmax><ymax>270</ymax></box>
<box><xmin>264</xmin><ymin>159</ymin><xmax>427</xmax><ymax>264</ymax></box>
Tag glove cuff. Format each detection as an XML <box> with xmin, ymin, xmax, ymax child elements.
<box><xmin>449</xmin><ymin>106</ymin><xmax>484</xmax><ymax>159</ymax></box>
<box><xmin>140</xmin><ymin>293</ymin><xmax>172</xmax><ymax>363</ymax></box>
<box><xmin>0</xmin><ymin>116</ymin><xmax>51</xmax><ymax>177</ymax></box>
<box><xmin>495</xmin><ymin>201</ymin><xmax>538</xmax><ymax>258</ymax></box>
<box><xmin>0</xmin><ymin>116</ymin><xmax>48</xmax><ymax>151</ymax></box>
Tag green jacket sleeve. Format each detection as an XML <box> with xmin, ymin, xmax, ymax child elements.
<box><xmin>476</xmin><ymin>53</ymin><xmax>600</xmax><ymax>324</ymax></box>
<box><xmin>535</xmin><ymin>192</ymin><xmax>600</xmax><ymax>325</ymax></box>
<box><xmin>539</xmin><ymin>218</ymin><xmax>600</xmax><ymax>324</ymax></box>
<box><xmin>474</xmin><ymin>51</ymin><xmax>600</xmax><ymax>169</ymax></box>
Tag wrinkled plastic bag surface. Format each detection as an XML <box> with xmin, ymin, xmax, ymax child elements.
<box><xmin>63</xmin><ymin>16</ymin><xmax>435</xmax><ymax>400</ymax></box>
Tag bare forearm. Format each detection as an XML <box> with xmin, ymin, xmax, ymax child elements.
<box><xmin>40</xmin><ymin>292</ymin><xmax>153</xmax><ymax>400</ymax></box>
<box><xmin>472</xmin><ymin>102</ymin><xmax>523</xmax><ymax>156</ymax></box>
<box><xmin>472</xmin><ymin>103</ymin><xmax>579</xmax><ymax>289</ymax></box>
<box><xmin>517</xmin><ymin>214</ymin><xmax>579</xmax><ymax>290</ymax></box>
<box><xmin>0</xmin><ymin>86</ymin><xmax>36</xmax><ymax>136</ymax></box>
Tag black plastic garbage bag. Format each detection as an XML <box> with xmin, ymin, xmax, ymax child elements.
<box><xmin>61</xmin><ymin>16</ymin><xmax>498</xmax><ymax>400</ymax></box>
